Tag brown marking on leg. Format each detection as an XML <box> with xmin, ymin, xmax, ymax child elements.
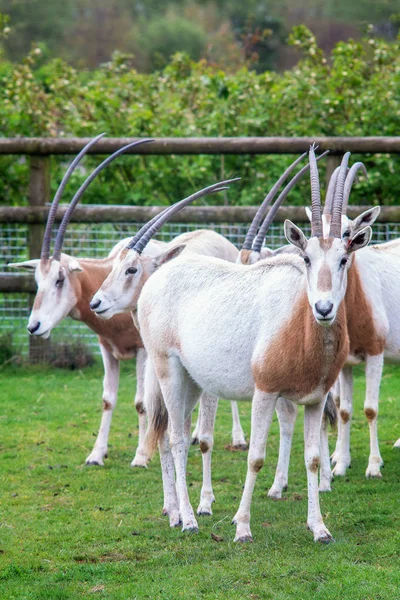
<box><xmin>364</xmin><ymin>407</ymin><xmax>377</xmax><ymax>422</ymax></box>
<box><xmin>250</xmin><ymin>458</ymin><xmax>264</xmax><ymax>473</ymax></box>
<box><xmin>253</xmin><ymin>293</ymin><xmax>349</xmax><ymax>397</ymax></box>
<box><xmin>345</xmin><ymin>261</ymin><xmax>385</xmax><ymax>357</ymax></box>
<box><xmin>103</xmin><ymin>400</ymin><xmax>112</xmax><ymax>411</ymax></box>
<box><xmin>340</xmin><ymin>409</ymin><xmax>350</xmax><ymax>424</ymax></box>
<box><xmin>199</xmin><ymin>439</ymin><xmax>209</xmax><ymax>454</ymax></box>
<box><xmin>309</xmin><ymin>456</ymin><xmax>320</xmax><ymax>473</ymax></box>
<box><xmin>135</xmin><ymin>401</ymin><xmax>145</xmax><ymax>415</ymax></box>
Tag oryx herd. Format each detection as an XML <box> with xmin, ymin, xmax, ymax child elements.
<box><xmin>9</xmin><ymin>136</ymin><xmax>400</xmax><ymax>544</ymax></box>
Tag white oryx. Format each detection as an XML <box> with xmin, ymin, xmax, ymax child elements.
<box><xmin>91</xmin><ymin>154</ymin><xmax>320</xmax><ymax>520</ymax></box>
<box><xmin>90</xmin><ymin>179</ymin><xmax>241</xmax><ymax>518</ymax></box>
<box><xmin>261</xmin><ymin>163</ymin><xmax>400</xmax><ymax>487</ymax></box>
<box><xmin>9</xmin><ymin>136</ymin><xmax>160</xmax><ymax>468</ymax></box>
<box><xmin>138</xmin><ymin>147</ymin><xmax>374</xmax><ymax>543</ymax></box>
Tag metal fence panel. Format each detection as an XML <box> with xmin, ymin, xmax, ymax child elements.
<box><xmin>1</xmin><ymin>220</ymin><xmax>399</xmax><ymax>360</ymax></box>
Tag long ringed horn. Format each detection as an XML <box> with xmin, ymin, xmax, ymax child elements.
<box><xmin>52</xmin><ymin>139</ymin><xmax>154</xmax><ymax>260</ymax></box>
<box><xmin>241</xmin><ymin>153</ymin><xmax>307</xmax><ymax>251</ymax></box>
<box><xmin>40</xmin><ymin>133</ymin><xmax>105</xmax><ymax>261</ymax></box>
<box><xmin>342</xmin><ymin>162</ymin><xmax>367</xmax><ymax>213</ymax></box>
<box><xmin>309</xmin><ymin>143</ymin><xmax>323</xmax><ymax>238</ymax></box>
<box><xmin>323</xmin><ymin>166</ymin><xmax>340</xmax><ymax>216</ymax></box>
<box><xmin>130</xmin><ymin>178</ymin><xmax>240</xmax><ymax>255</ymax></box>
<box><xmin>330</xmin><ymin>151</ymin><xmax>351</xmax><ymax>238</ymax></box>
<box><xmin>252</xmin><ymin>150</ymin><xmax>329</xmax><ymax>253</ymax></box>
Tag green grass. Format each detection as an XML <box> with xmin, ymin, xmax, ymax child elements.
<box><xmin>1</xmin><ymin>362</ymin><xmax>400</xmax><ymax>599</ymax></box>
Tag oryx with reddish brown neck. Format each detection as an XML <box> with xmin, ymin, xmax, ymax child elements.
<box><xmin>8</xmin><ymin>135</ymin><xmax>158</xmax><ymax>468</ymax></box>
<box><xmin>138</xmin><ymin>146</ymin><xmax>373</xmax><ymax>542</ymax></box>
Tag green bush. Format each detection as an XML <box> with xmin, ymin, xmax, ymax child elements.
<box><xmin>1</xmin><ymin>25</ymin><xmax>400</xmax><ymax>207</ymax></box>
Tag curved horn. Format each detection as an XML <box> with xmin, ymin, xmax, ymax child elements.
<box><xmin>130</xmin><ymin>178</ymin><xmax>240</xmax><ymax>255</ymax></box>
<box><xmin>309</xmin><ymin>143</ymin><xmax>324</xmax><ymax>237</ymax></box>
<box><xmin>330</xmin><ymin>152</ymin><xmax>351</xmax><ymax>238</ymax></box>
<box><xmin>323</xmin><ymin>166</ymin><xmax>340</xmax><ymax>216</ymax></box>
<box><xmin>41</xmin><ymin>133</ymin><xmax>105</xmax><ymax>261</ymax></box>
<box><xmin>241</xmin><ymin>153</ymin><xmax>307</xmax><ymax>250</ymax></box>
<box><xmin>342</xmin><ymin>162</ymin><xmax>367</xmax><ymax>213</ymax></box>
<box><xmin>52</xmin><ymin>139</ymin><xmax>154</xmax><ymax>260</ymax></box>
<box><xmin>252</xmin><ymin>150</ymin><xmax>329</xmax><ymax>252</ymax></box>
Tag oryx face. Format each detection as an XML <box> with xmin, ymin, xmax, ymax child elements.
<box><xmin>9</xmin><ymin>257</ymin><xmax>82</xmax><ymax>338</ymax></box>
<box><xmin>90</xmin><ymin>248</ymin><xmax>149</xmax><ymax>320</ymax></box>
<box><xmin>285</xmin><ymin>222</ymin><xmax>372</xmax><ymax>326</ymax></box>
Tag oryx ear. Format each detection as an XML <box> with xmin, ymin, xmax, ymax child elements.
<box><xmin>153</xmin><ymin>244</ymin><xmax>186</xmax><ymax>269</ymax></box>
<box><xmin>68</xmin><ymin>258</ymin><xmax>83</xmax><ymax>273</ymax></box>
<box><xmin>284</xmin><ymin>220</ymin><xmax>308</xmax><ymax>251</ymax></box>
<box><xmin>305</xmin><ymin>206</ymin><xmax>312</xmax><ymax>223</ymax></box>
<box><xmin>347</xmin><ymin>226</ymin><xmax>372</xmax><ymax>253</ymax></box>
<box><xmin>7</xmin><ymin>259</ymin><xmax>40</xmax><ymax>272</ymax></box>
<box><xmin>352</xmin><ymin>207</ymin><xmax>380</xmax><ymax>234</ymax></box>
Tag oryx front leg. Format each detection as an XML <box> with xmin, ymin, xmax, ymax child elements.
<box><xmin>131</xmin><ymin>348</ymin><xmax>150</xmax><ymax>468</ymax></box>
<box><xmin>197</xmin><ymin>393</ymin><xmax>218</xmax><ymax>516</ymax></box>
<box><xmin>364</xmin><ymin>353</ymin><xmax>384</xmax><ymax>478</ymax></box>
<box><xmin>268</xmin><ymin>397</ymin><xmax>298</xmax><ymax>499</ymax></box>
<box><xmin>230</xmin><ymin>401</ymin><xmax>247</xmax><ymax>449</ymax></box>
<box><xmin>233</xmin><ymin>389</ymin><xmax>278</xmax><ymax>543</ymax></box>
<box><xmin>156</xmin><ymin>355</ymin><xmax>201</xmax><ymax>533</ymax></box>
<box><xmin>332</xmin><ymin>367</ymin><xmax>353</xmax><ymax>477</ymax></box>
<box><xmin>319</xmin><ymin>409</ymin><xmax>332</xmax><ymax>492</ymax></box>
<box><xmin>304</xmin><ymin>400</ymin><xmax>333</xmax><ymax>543</ymax></box>
<box><xmin>86</xmin><ymin>344</ymin><xmax>119</xmax><ymax>466</ymax></box>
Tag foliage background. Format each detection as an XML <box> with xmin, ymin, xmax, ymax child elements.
<box><xmin>0</xmin><ymin>4</ymin><xmax>400</xmax><ymax>208</ymax></box>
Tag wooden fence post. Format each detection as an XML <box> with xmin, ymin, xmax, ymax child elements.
<box><xmin>28</xmin><ymin>155</ymin><xmax>50</xmax><ymax>362</ymax></box>
<box><xmin>325</xmin><ymin>155</ymin><xmax>341</xmax><ymax>189</ymax></box>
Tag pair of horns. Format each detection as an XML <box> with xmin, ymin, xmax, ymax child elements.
<box><xmin>41</xmin><ymin>136</ymin><xmax>153</xmax><ymax>262</ymax></box>
<box><xmin>310</xmin><ymin>145</ymin><xmax>367</xmax><ymax>238</ymax></box>
<box><xmin>126</xmin><ymin>181</ymin><xmax>240</xmax><ymax>255</ymax></box>
<box><xmin>243</xmin><ymin>148</ymin><xmax>329</xmax><ymax>253</ymax></box>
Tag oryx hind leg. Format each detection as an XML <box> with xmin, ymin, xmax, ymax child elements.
<box><xmin>230</xmin><ymin>401</ymin><xmax>247</xmax><ymax>449</ymax></box>
<box><xmin>131</xmin><ymin>348</ymin><xmax>150</xmax><ymax>467</ymax></box>
<box><xmin>155</xmin><ymin>354</ymin><xmax>202</xmax><ymax>533</ymax></box>
<box><xmin>268</xmin><ymin>397</ymin><xmax>298</xmax><ymax>499</ymax></box>
<box><xmin>197</xmin><ymin>392</ymin><xmax>218</xmax><ymax>516</ymax></box>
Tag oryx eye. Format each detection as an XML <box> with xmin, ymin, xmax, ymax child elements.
<box><xmin>125</xmin><ymin>267</ymin><xmax>138</xmax><ymax>276</ymax></box>
<box><xmin>340</xmin><ymin>257</ymin><xmax>348</xmax><ymax>268</ymax></box>
<box><xmin>304</xmin><ymin>256</ymin><xmax>311</xmax><ymax>266</ymax></box>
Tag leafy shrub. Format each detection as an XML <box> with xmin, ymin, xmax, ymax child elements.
<box><xmin>0</xmin><ymin>25</ymin><xmax>400</xmax><ymax>207</ymax></box>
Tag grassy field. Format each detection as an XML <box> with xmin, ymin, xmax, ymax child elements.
<box><xmin>0</xmin><ymin>362</ymin><xmax>399</xmax><ymax>600</ymax></box>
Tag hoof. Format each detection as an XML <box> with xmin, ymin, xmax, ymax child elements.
<box><xmin>130</xmin><ymin>458</ymin><xmax>149</xmax><ymax>468</ymax></box>
<box><xmin>366</xmin><ymin>469</ymin><xmax>383</xmax><ymax>479</ymax></box>
<box><xmin>85</xmin><ymin>460</ymin><xmax>103</xmax><ymax>467</ymax></box>
<box><xmin>319</xmin><ymin>485</ymin><xmax>332</xmax><ymax>493</ymax></box>
<box><xmin>197</xmin><ymin>509</ymin><xmax>212</xmax><ymax>516</ymax></box>
<box><xmin>234</xmin><ymin>535</ymin><xmax>253</xmax><ymax>543</ymax></box>
<box><xmin>232</xmin><ymin>443</ymin><xmax>248</xmax><ymax>451</ymax></box>
<box><xmin>182</xmin><ymin>525</ymin><xmax>199</xmax><ymax>534</ymax></box>
<box><xmin>268</xmin><ymin>486</ymin><xmax>284</xmax><ymax>500</ymax></box>
<box><xmin>317</xmin><ymin>533</ymin><xmax>335</xmax><ymax>544</ymax></box>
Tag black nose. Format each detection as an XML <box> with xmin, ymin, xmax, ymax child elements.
<box><xmin>27</xmin><ymin>321</ymin><xmax>40</xmax><ymax>334</ymax></box>
<box><xmin>90</xmin><ymin>298</ymin><xmax>101</xmax><ymax>311</ymax></box>
<box><xmin>315</xmin><ymin>301</ymin><xmax>334</xmax><ymax>318</ymax></box>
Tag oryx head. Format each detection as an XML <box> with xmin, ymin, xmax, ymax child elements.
<box><xmin>285</xmin><ymin>146</ymin><xmax>373</xmax><ymax>326</ymax></box>
<box><xmin>8</xmin><ymin>135</ymin><xmax>153</xmax><ymax>338</ymax></box>
<box><xmin>90</xmin><ymin>178</ymin><xmax>240</xmax><ymax>319</ymax></box>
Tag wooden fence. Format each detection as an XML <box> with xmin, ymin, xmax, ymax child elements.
<box><xmin>1</xmin><ymin>136</ymin><xmax>400</xmax><ymax>360</ymax></box>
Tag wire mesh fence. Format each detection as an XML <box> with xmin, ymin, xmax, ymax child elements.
<box><xmin>1</xmin><ymin>219</ymin><xmax>399</xmax><ymax>361</ymax></box>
